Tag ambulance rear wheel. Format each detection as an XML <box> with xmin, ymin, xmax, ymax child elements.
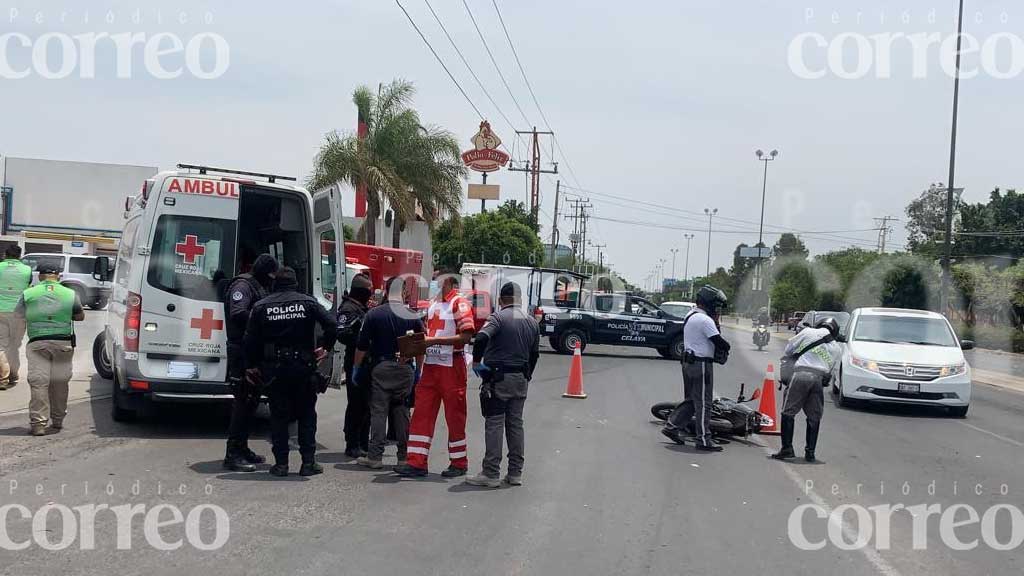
<box><xmin>111</xmin><ymin>372</ymin><xmax>137</xmax><ymax>422</ymax></box>
<box><xmin>559</xmin><ymin>329</ymin><xmax>587</xmax><ymax>355</ymax></box>
<box><xmin>93</xmin><ymin>333</ymin><xmax>113</xmax><ymax>380</ymax></box>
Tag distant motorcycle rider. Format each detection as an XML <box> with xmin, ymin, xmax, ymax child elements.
<box><xmin>772</xmin><ymin>316</ymin><xmax>842</xmax><ymax>463</ymax></box>
<box><xmin>756</xmin><ymin>306</ymin><xmax>771</xmax><ymax>327</ymax></box>
<box><xmin>338</xmin><ymin>273</ymin><xmax>373</xmax><ymax>458</ymax></box>
<box><xmin>223</xmin><ymin>253</ymin><xmax>279</xmax><ymax>472</ymax></box>
<box><xmin>662</xmin><ymin>285</ymin><xmax>731</xmax><ymax>452</ymax></box>
<box><xmin>244</xmin><ymin>267</ymin><xmax>337</xmax><ymax>477</ymax></box>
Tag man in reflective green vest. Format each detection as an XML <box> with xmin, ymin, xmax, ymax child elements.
<box><xmin>0</xmin><ymin>245</ymin><xmax>32</xmax><ymax>390</ymax></box>
<box><xmin>14</xmin><ymin>262</ymin><xmax>84</xmax><ymax>436</ymax></box>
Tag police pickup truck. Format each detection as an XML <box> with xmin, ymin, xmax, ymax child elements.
<box><xmin>537</xmin><ymin>292</ymin><xmax>688</xmax><ymax>359</ymax></box>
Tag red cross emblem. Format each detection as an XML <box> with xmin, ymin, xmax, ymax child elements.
<box><xmin>175</xmin><ymin>234</ymin><xmax>206</xmax><ymax>264</ymax></box>
<box><xmin>426</xmin><ymin>308</ymin><xmax>446</xmax><ymax>337</ymax></box>
<box><xmin>190</xmin><ymin>308</ymin><xmax>224</xmax><ymax>340</ymax></box>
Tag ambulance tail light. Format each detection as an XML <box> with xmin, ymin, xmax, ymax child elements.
<box><xmin>125</xmin><ymin>292</ymin><xmax>143</xmax><ymax>352</ymax></box>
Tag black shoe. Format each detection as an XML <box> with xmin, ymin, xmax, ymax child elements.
<box><xmin>661</xmin><ymin>426</ymin><xmax>686</xmax><ymax>445</ymax></box>
<box><xmin>269</xmin><ymin>464</ymin><xmax>289</xmax><ymax>477</ymax></box>
<box><xmin>344</xmin><ymin>446</ymin><xmax>365</xmax><ymax>459</ymax></box>
<box><xmin>394</xmin><ymin>464</ymin><xmax>428</xmax><ymax>478</ymax></box>
<box><xmin>441</xmin><ymin>465</ymin><xmax>467</xmax><ymax>478</ymax></box>
<box><xmin>804</xmin><ymin>451</ymin><xmax>817</xmax><ymax>463</ymax></box>
<box><xmin>771</xmin><ymin>447</ymin><xmax>796</xmax><ymax>460</ymax></box>
<box><xmin>241</xmin><ymin>448</ymin><xmax>266</xmax><ymax>464</ymax></box>
<box><xmin>695</xmin><ymin>443</ymin><xmax>723</xmax><ymax>452</ymax></box>
<box><xmin>300</xmin><ymin>462</ymin><xmax>324</xmax><ymax>476</ymax></box>
<box><xmin>223</xmin><ymin>455</ymin><xmax>257</xmax><ymax>472</ymax></box>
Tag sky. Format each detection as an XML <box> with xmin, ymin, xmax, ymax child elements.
<box><xmin>2</xmin><ymin>0</ymin><xmax>1022</xmax><ymax>285</ymax></box>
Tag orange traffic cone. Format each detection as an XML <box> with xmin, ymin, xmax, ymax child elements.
<box><xmin>563</xmin><ymin>342</ymin><xmax>587</xmax><ymax>399</ymax></box>
<box><xmin>757</xmin><ymin>363</ymin><xmax>781</xmax><ymax>435</ymax></box>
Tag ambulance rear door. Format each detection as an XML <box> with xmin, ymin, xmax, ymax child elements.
<box><xmin>313</xmin><ymin>185</ymin><xmax>347</xmax><ymax>387</ymax></box>
<box><xmin>137</xmin><ymin>175</ymin><xmax>241</xmax><ymax>384</ymax></box>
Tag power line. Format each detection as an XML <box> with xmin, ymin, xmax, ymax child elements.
<box><xmin>395</xmin><ymin>0</ymin><xmax>484</xmax><ymax>119</ymax></box>
<box><xmin>421</xmin><ymin>0</ymin><xmax>518</xmax><ymax>136</ymax></box>
<box><xmin>489</xmin><ymin>0</ymin><xmax>573</xmax><ymax>178</ymax></box>
<box><xmin>461</xmin><ymin>0</ymin><xmax>532</xmax><ymax>127</ymax></box>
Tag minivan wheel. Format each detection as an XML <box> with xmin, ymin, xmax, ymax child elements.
<box><xmin>92</xmin><ymin>333</ymin><xmax>113</xmax><ymax>380</ymax></box>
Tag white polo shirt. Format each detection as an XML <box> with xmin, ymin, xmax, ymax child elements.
<box><xmin>683</xmin><ymin>309</ymin><xmax>719</xmax><ymax>359</ymax></box>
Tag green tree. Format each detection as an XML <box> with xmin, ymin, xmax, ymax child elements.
<box><xmin>881</xmin><ymin>262</ymin><xmax>928</xmax><ymax>309</ymax></box>
<box><xmin>495</xmin><ymin>200</ymin><xmax>538</xmax><ymax>233</ymax></box>
<box><xmin>308</xmin><ymin>79</ymin><xmax>466</xmax><ymax>247</ymax></box>
<box><xmin>432</xmin><ymin>211</ymin><xmax>544</xmax><ymax>271</ymax></box>
<box><xmin>906</xmin><ymin>182</ymin><xmax>961</xmax><ymax>256</ymax></box>
<box><xmin>773</xmin><ymin>233</ymin><xmax>809</xmax><ymax>259</ymax></box>
<box><xmin>955</xmin><ymin>188</ymin><xmax>1024</xmax><ymax>258</ymax></box>
<box><xmin>814</xmin><ymin>247</ymin><xmax>881</xmax><ymax>297</ymax></box>
<box><xmin>770</xmin><ymin>262</ymin><xmax>817</xmax><ymax>315</ymax></box>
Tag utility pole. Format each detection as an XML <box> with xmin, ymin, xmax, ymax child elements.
<box><xmin>508</xmin><ymin>127</ymin><xmax>558</xmax><ymax>223</ymax></box>
<box><xmin>683</xmin><ymin>233</ymin><xmax>694</xmax><ymax>298</ymax></box>
<box><xmin>941</xmin><ymin>0</ymin><xmax>966</xmax><ymax>314</ymax></box>
<box><xmin>564</xmin><ymin>198</ymin><xmax>590</xmax><ymax>270</ymax></box>
<box><xmin>548</xmin><ymin>180</ymin><xmax>561</xmax><ymax>266</ymax></box>
<box><xmin>704</xmin><ymin>208</ymin><xmax>718</xmax><ymax>277</ymax></box>
<box><xmin>669</xmin><ymin>248</ymin><xmax>679</xmax><ymax>284</ymax></box>
<box><xmin>874</xmin><ymin>216</ymin><xmax>898</xmax><ymax>254</ymax></box>
<box><xmin>590</xmin><ymin>242</ymin><xmax>606</xmax><ymax>271</ymax></box>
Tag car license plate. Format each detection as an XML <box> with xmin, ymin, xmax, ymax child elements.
<box><xmin>167</xmin><ymin>361</ymin><xmax>199</xmax><ymax>379</ymax></box>
<box><xmin>898</xmin><ymin>382</ymin><xmax>920</xmax><ymax>394</ymax></box>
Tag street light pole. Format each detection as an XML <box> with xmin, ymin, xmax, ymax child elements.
<box><xmin>941</xmin><ymin>0</ymin><xmax>966</xmax><ymax>314</ymax></box>
<box><xmin>670</xmin><ymin>248</ymin><xmax>679</xmax><ymax>285</ymax></box>
<box><xmin>755</xmin><ymin>149</ymin><xmax>778</xmax><ymax>299</ymax></box>
<box><xmin>683</xmin><ymin>233</ymin><xmax>694</xmax><ymax>299</ymax></box>
<box><xmin>704</xmin><ymin>208</ymin><xmax>718</xmax><ymax>278</ymax></box>
<box><xmin>659</xmin><ymin>258</ymin><xmax>667</xmax><ymax>294</ymax></box>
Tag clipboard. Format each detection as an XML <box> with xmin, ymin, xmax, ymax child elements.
<box><xmin>398</xmin><ymin>331</ymin><xmax>426</xmax><ymax>358</ymax></box>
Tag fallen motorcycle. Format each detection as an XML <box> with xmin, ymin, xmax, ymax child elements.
<box><xmin>651</xmin><ymin>383</ymin><xmax>774</xmax><ymax>437</ymax></box>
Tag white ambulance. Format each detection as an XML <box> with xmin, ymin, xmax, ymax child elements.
<box><xmin>91</xmin><ymin>164</ymin><xmax>347</xmax><ymax>421</ymax></box>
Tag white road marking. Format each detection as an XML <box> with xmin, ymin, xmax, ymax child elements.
<box><xmin>751</xmin><ymin>438</ymin><xmax>903</xmax><ymax>576</ymax></box>
<box><xmin>958</xmin><ymin>421</ymin><xmax>1024</xmax><ymax>448</ymax></box>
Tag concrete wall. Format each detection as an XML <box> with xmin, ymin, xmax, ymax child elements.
<box><xmin>2</xmin><ymin>156</ymin><xmax>157</xmax><ymax>235</ymax></box>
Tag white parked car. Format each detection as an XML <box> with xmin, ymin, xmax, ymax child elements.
<box><xmin>833</xmin><ymin>307</ymin><xmax>974</xmax><ymax>417</ymax></box>
<box><xmin>660</xmin><ymin>301</ymin><xmax>696</xmax><ymax>319</ymax></box>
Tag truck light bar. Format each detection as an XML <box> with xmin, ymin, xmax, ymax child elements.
<box><xmin>176</xmin><ymin>163</ymin><xmax>297</xmax><ymax>183</ymax></box>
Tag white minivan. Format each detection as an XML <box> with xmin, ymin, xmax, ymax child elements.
<box><xmin>91</xmin><ymin>164</ymin><xmax>347</xmax><ymax>421</ymax></box>
<box><xmin>833</xmin><ymin>307</ymin><xmax>974</xmax><ymax>417</ymax></box>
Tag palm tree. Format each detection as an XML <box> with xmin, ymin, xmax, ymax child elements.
<box><xmin>308</xmin><ymin>79</ymin><xmax>467</xmax><ymax>247</ymax></box>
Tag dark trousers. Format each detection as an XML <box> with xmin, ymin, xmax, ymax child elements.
<box><xmin>343</xmin><ymin>368</ymin><xmax>371</xmax><ymax>451</ymax></box>
<box><xmin>225</xmin><ymin>344</ymin><xmax>259</xmax><ymax>457</ymax></box>
<box><xmin>270</xmin><ymin>378</ymin><xmax>318</xmax><ymax>465</ymax></box>
<box><xmin>668</xmin><ymin>360</ymin><xmax>715</xmax><ymax>446</ymax></box>
<box><xmin>481</xmin><ymin>373</ymin><xmax>528</xmax><ymax>479</ymax></box>
<box><xmin>368</xmin><ymin>361</ymin><xmax>412</xmax><ymax>461</ymax></box>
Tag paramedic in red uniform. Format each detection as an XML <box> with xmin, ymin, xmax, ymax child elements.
<box><xmin>394</xmin><ymin>274</ymin><xmax>475</xmax><ymax>478</ymax></box>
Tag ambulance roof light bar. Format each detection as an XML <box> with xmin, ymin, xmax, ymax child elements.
<box><xmin>176</xmin><ymin>163</ymin><xmax>297</xmax><ymax>184</ymax></box>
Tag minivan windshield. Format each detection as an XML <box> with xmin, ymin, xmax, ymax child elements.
<box><xmin>147</xmin><ymin>215</ymin><xmax>237</xmax><ymax>302</ymax></box>
<box><xmin>852</xmin><ymin>315</ymin><xmax>958</xmax><ymax>347</ymax></box>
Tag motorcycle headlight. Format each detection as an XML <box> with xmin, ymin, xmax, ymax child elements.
<box><xmin>851</xmin><ymin>356</ymin><xmax>879</xmax><ymax>373</ymax></box>
<box><xmin>759</xmin><ymin>415</ymin><xmax>775</xmax><ymax>428</ymax></box>
<box><xmin>940</xmin><ymin>362</ymin><xmax>966</xmax><ymax>377</ymax></box>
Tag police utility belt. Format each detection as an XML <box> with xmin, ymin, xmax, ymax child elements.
<box><xmin>683</xmin><ymin>349</ymin><xmax>728</xmax><ymax>365</ymax></box>
<box><xmin>481</xmin><ymin>362</ymin><xmax>529</xmax><ymax>383</ymax></box>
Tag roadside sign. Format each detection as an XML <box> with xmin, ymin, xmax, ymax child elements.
<box><xmin>468</xmin><ymin>184</ymin><xmax>500</xmax><ymax>200</ymax></box>
<box><xmin>461</xmin><ymin>121</ymin><xmax>510</xmax><ymax>173</ymax></box>
<box><xmin>740</xmin><ymin>246</ymin><xmax>772</xmax><ymax>258</ymax></box>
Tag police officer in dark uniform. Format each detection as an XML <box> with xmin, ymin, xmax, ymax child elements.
<box><xmin>338</xmin><ymin>273</ymin><xmax>373</xmax><ymax>459</ymax></box>
<box><xmin>222</xmin><ymin>254</ymin><xmax>279</xmax><ymax>472</ymax></box>
<box><xmin>466</xmin><ymin>282</ymin><xmax>540</xmax><ymax>488</ymax></box>
<box><xmin>244</xmin><ymin>267</ymin><xmax>337</xmax><ymax>477</ymax></box>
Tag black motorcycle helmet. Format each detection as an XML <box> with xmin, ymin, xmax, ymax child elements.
<box><xmin>816</xmin><ymin>316</ymin><xmax>840</xmax><ymax>339</ymax></box>
<box><xmin>695</xmin><ymin>285</ymin><xmax>728</xmax><ymax>315</ymax></box>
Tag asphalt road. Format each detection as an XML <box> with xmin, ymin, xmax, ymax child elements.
<box><xmin>1</xmin><ymin>325</ymin><xmax>1023</xmax><ymax>575</ymax></box>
